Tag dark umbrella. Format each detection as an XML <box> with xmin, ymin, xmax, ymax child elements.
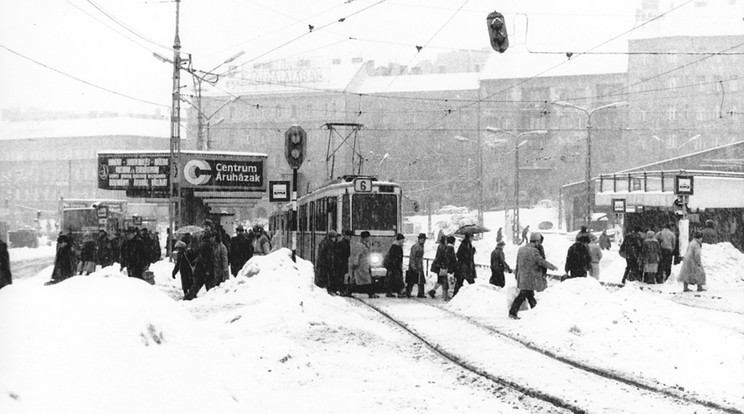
<box><xmin>454</xmin><ymin>224</ymin><xmax>490</xmax><ymax>236</ymax></box>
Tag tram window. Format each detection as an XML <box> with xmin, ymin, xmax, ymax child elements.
<box><xmin>309</xmin><ymin>201</ymin><xmax>315</xmax><ymax>233</ymax></box>
<box><xmin>328</xmin><ymin>197</ymin><xmax>338</xmax><ymax>230</ymax></box>
<box><xmin>342</xmin><ymin>194</ymin><xmax>350</xmax><ymax>231</ymax></box>
<box><xmin>316</xmin><ymin>199</ymin><xmax>326</xmax><ymax>231</ymax></box>
<box><xmin>299</xmin><ymin>204</ymin><xmax>308</xmax><ymax>231</ymax></box>
<box><xmin>352</xmin><ymin>194</ymin><xmax>397</xmax><ymax>230</ymax></box>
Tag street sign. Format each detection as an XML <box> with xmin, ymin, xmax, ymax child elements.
<box><xmin>675</xmin><ymin>175</ymin><xmax>694</xmax><ymax>196</ymax></box>
<box><xmin>269</xmin><ymin>181</ymin><xmax>291</xmax><ymax>202</ymax></box>
<box><xmin>612</xmin><ymin>198</ymin><xmax>626</xmax><ymax>213</ymax></box>
<box><xmin>354</xmin><ymin>178</ymin><xmax>372</xmax><ymax>192</ymax></box>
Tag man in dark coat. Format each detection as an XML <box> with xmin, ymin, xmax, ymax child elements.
<box><xmin>564</xmin><ymin>234</ymin><xmax>592</xmax><ymax>278</ymax></box>
<box><xmin>121</xmin><ymin>227</ymin><xmax>148</xmax><ymax>280</ymax></box>
<box><xmin>384</xmin><ymin>233</ymin><xmax>405</xmax><ymax>297</ymax></box>
<box><xmin>336</xmin><ymin>230</ymin><xmax>353</xmax><ymax>296</ymax></box>
<box><xmin>316</xmin><ymin>230</ymin><xmax>337</xmax><ymax>291</ymax></box>
<box><xmin>0</xmin><ymin>238</ymin><xmax>11</xmax><ymax>289</ymax></box>
<box><xmin>185</xmin><ymin>230</ymin><xmax>217</xmax><ymax>300</ymax></box>
<box><xmin>171</xmin><ymin>239</ymin><xmax>196</xmax><ymax>299</ymax></box>
<box><xmin>48</xmin><ymin>234</ymin><xmax>75</xmax><ymax>284</ymax></box>
<box><xmin>509</xmin><ymin>232</ymin><xmax>558</xmax><ymax>319</ymax></box>
<box><xmin>229</xmin><ymin>225</ymin><xmax>253</xmax><ymax>276</ymax></box>
<box><xmin>96</xmin><ymin>229</ymin><xmax>114</xmax><ymax>268</ymax></box>
<box><xmin>490</xmin><ymin>240</ymin><xmax>511</xmax><ymax>287</ymax></box>
<box><xmin>405</xmin><ymin>233</ymin><xmax>427</xmax><ymax>298</ymax></box>
<box><xmin>453</xmin><ymin>233</ymin><xmax>475</xmax><ymax>296</ymax></box>
<box><xmin>620</xmin><ymin>227</ymin><xmax>644</xmax><ymax>283</ymax></box>
<box><xmin>110</xmin><ymin>231</ymin><xmax>123</xmax><ymax>264</ymax></box>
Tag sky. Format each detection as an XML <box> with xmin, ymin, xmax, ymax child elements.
<box><xmin>2</xmin><ymin>206</ymin><xmax>743</xmax><ymax>413</ymax></box>
<box><xmin>0</xmin><ymin>0</ymin><xmax>653</xmax><ymax>116</ymax></box>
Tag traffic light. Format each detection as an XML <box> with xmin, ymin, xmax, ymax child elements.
<box><xmin>285</xmin><ymin>125</ymin><xmax>307</xmax><ymax>169</ymax></box>
<box><xmin>486</xmin><ymin>11</ymin><xmax>509</xmax><ymax>53</ymax></box>
<box><xmin>37</xmin><ymin>210</ymin><xmax>41</xmax><ymax>220</ymax></box>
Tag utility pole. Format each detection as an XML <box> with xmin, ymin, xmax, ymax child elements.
<box><xmin>168</xmin><ymin>0</ymin><xmax>182</xmax><ymax>259</ymax></box>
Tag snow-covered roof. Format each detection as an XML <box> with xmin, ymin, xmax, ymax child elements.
<box><xmin>0</xmin><ymin>117</ymin><xmax>170</xmax><ymax>141</ymax></box>
<box><xmin>480</xmin><ymin>45</ymin><xmax>628</xmax><ymax>81</ymax></box>
<box><xmin>353</xmin><ymin>72</ymin><xmax>480</xmax><ymax>94</ymax></box>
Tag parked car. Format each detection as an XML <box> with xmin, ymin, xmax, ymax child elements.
<box><xmin>8</xmin><ymin>228</ymin><xmax>39</xmax><ymax>248</ymax></box>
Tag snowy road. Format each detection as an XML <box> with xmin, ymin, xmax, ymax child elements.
<box><xmin>357</xmin><ymin>297</ymin><xmax>731</xmax><ymax>414</ymax></box>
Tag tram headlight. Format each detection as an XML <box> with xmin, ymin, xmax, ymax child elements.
<box><xmin>368</xmin><ymin>252</ymin><xmax>383</xmax><ymax>268</ymax></box>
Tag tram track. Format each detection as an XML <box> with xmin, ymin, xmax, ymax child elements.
<box><xmin>352</xmin><ymin>296</ymin><xmax>741</xmax><ymax>414</ymax></box>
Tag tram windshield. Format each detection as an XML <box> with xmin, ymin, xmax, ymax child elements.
<box><xmin>352</xmin><ymin>194</ymin><xmax>398</xmax><ymax>231</ymax></box>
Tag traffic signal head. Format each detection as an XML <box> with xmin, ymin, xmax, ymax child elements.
<box><xmin>285</xmin><ymin>125</ymin><xmax>307</xmax><ymax>169</ymax></box>
<box><xmin>486</xmin><ymin>11</ymin><xmax>509</xmax><ymax>53</ymax></box>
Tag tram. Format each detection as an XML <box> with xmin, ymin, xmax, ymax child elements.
<box><xmin>270</xmin><ymin>175</ymin><xmax>402</xmax><ymax>286</ymax></box>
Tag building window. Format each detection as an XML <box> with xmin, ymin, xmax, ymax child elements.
<box><xmin>667</xmin><ymin>105</ymin><xmax>677</xmax><ymax>121</ymax></box>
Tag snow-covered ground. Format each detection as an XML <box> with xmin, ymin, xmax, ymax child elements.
<box><xmin>1</xmin><ymin>206</ymin><xmax>743</xmax><ymax>413</ymax></box>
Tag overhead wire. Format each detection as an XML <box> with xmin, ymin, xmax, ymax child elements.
<box><xmin>84</xmin><ymin>0</ymin><xmax>174</xmax><ymax>53</ymax></box>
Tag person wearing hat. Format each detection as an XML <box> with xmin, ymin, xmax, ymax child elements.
<box><xmin>171</xmin><ymin>239</ymin><xmax>196</xmax><ymax>299</ymax></box>
<box><xmin>316</xmin><ymin>230</ymin><xmax>338</xmax><ymax>293</ymax></box>
<box><xmin>384</xmin><ymin>233</ymin><xmax>406</xmax><ymax>297</ymax></box>
<box><xmin>120</xmin><ymin>226</ymin><xmax>148</xmax><ymax>280</ymax></box>
<box><xmin>252</xmin><ymin>224</ymin><xmax>272</xmax><ymax>256</ymax></box>
<box><xmin>96</xmin><ymin>229</ymin><xmax>113</xmax><ymax>269</ymax></box>
<box><xmin>509</xmin><ymin>232</ymin><xmax>558</xmax><ymax>319</ymax></box>
<box><xmin>429</xmin><ymin>235</ymin><xmax>457</xmax><ymax>300</ymax></box>
<box><xmin>564</xmin><ymin>233</ymin><xmax>592</xmax><ymax>279</ymax></box>
<box><xmin>489</xmin><ymin>240</ymin><xmax>512</xmax><ymax>288</ymax></box>
<box><xmin>351</xmin><ymin>231</ymin><xmax>378</xmax><ymax>298</ymax></box>
<box><xmin>453</xmin><ymin>233</ymin><xmax>476</xmax><ymax>297</ymax></box>
<box><xmin>405</xmin><ymin>233</ymin><xmax>428</xmax><ymax>298</ymax></box>
<box><xmin>679</xmin><ymin>230</ymin><xmax>706</xmax><ymax>292</ymax></box>
<box><xmin>336</xmin><ymin>230</ymin><xmax>354</xmax><ymax>296</ymax></box>
<box><xmin>640</xmin><ymin>230</ymin><xmax>661</xmax><ymax>284</ymax></box>
<box><xmin>229</xmin><ymin>224</ymin><xmax>253</xmax><ymax>277</ymax></box>
<box><xmin>47</xmin><ymin>234</ymin><xmax>75</xmax><ymax>285</ymax></box>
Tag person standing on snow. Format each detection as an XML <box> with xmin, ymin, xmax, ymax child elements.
<box><xmin>453</xmin><ymin>233</ymin><xmax>476</xmax><ymax>296</ymax></box>
<box><xmin>679</xmin><ymin>230</ymin><xmax>706</xmax><ymax>292</ymax></box>
<box><xmin>598</xmin><ymin>230</ymin><xmax>612</xmax><ymax>250</ymax></box>
<box><xmin>429</xmin><ymin>235</ymin><xmax>456</xmax><ymax>300</ymax></box>
<box><xmin>316</xmin><ymin>230</ymin><xmax>337</xmax><ymax>291</ymax></box>
<box><xmin>509</xmin><ymin>232</ymin><xmax>557</xmax><ymax>319</ymax></box>
<box><xmin>564</xmin><ymin>234</ymin><xmax>592</xmax><ymax>279</ymax></box>
<box><xmin>587</xmin><ymin>234</ymin><xmax>603</xmax><ymax>280</ymax></box>
<box><xmin>351</xmin><ymin>231</ymin><xmax>377</xmax><ymax>298</ymax></box>
<box><xmin>384</xmin><ymin>233</ymin><xmax>405</xmax><ymax>297</ymax></box>
<box><xmin>171</xmin><ymin>239</ymin><xmax>195</xmax><ymax>299</ymax></box>
<box><xmin>641</xmin><ymin>230</ymin><xmax>661</xmax><ymax>284</ymax></box>
<box><xmin>489</xmin><ymin>240</ymin><xmax>511</xmax><ymax>287</ymax></box>
<box><xmin>656</xmin><ymin>223</ymin><xmax>676</xmax><ymax>283</ymax></box>
<box><xmin>120</xmin><ymin>227</ymin><xmax>148</xmax><ymax>280</ymax></box>
<box><xmin>229</xmin><ymin>225</ymin><xmax>253</xmax><ymax>277</ymax></box>
<box><xmin>252</xmin><ymin>224</ymin><xmax>271</xmax><ymax>256</ymax></box>
<box><xmin>336</xmin><ymin>230</ymin><xmax>353</xmax><ymax>296</ymax></box>
<box><xmin>405</xmin><ymin>233</ymin><xmax>427</xmax><ymax>298</ymax></box>
<box><xmin>620</xmin><ymin>227</ymin><xmax>644</xmax><ymax>283</ymax></box>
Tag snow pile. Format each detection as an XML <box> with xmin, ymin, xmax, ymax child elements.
<box><xmin>0</xmin><ymin>277</ymin><xmax>245</xmax><ymax>414</ymax></box>
<box><xmin>699</xmin><ymin>242</ymin><xmax>744</xmax><ymax>287</ymax></box>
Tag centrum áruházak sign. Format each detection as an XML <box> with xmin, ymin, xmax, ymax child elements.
<box><xmin>97</xmin><ymin>151</ymin><xmax>267</xmax><ymax>196</ymax></box>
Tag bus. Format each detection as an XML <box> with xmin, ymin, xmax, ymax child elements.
<box><xmin>270</xmin><ymin>175</ymin><xmax>402</xmax><ymax>288</ymax></box>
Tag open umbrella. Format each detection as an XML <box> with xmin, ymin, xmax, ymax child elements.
<box><xmin>454</xmin><ymin>224</ymin><xmax>490</xmax><ymax>236</ymax></box>
<box><xmin>174</xmin><ymin>225</ymin><xmax>204</xmax><ymax>235</ymax></box>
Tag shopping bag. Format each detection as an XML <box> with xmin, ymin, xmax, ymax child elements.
<box><xmin>505</xmin><ymin>285</ymin><xmax>531</xmax><ymax>311</ymax></box>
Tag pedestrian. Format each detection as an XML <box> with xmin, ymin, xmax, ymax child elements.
<box><xmin>489</xmin><ymin>240</ymin><xmax>511</xmax><ymax>287</ymax></box>
<box><xmin>120</xmin><ymin>227</ymin><xmax>147</xmax><ymax>280</ymax></box>
<box><xmin>404</xmin><ymin>233</ymin><xmax>427</xmax><ymax>298</ymax></box>
<box><xmin>171</xmin><ymin>239</ymin><xmax>196</xmax><ymax>299</ymax></box>
<box><xmin>384</xmin><ymin>233</ymin><xmax>405</xmax><ymax>297</ymax></box>
<box><xmin>428</xmin><ymin>235</ymin><xmax>457</xmax><ymax>300</ymax></box>
<box><xmin>214</xmin><ymin>231</ymin><xmax>229</xmax><ymax>285</ymax></box>
<box><xmin>229</xmin><ymin>225</ymin><xmax>253</xmax><ymax>277</ymax></box>
<box><xmin>641</xmin><ymin>230</ymin><xmax>661</xmax><ymax>284</ymax></box>
<box><xmin>679</xmin><ymin>230</ymin><xmax>706</xmax><ymax>292</ymax></box>
<box><xmin>48</xmin><ymin>234</ymin><xmax>75</xmax><ymax>284</ymax></box>
<box><xmin>252</xmin><ymin>224</ymin><xmax>272</xmax><ymax>256</ymax></box>
<box><xmin>316</xmin><ymin>230</ymin><xmax>337</xmax><ymax>291</ymax></box>
<box><xmin>78</xmin><ymin>232</ymin><xmax>97</xmax><ymax>275</ymax></box>
<box><xmin>598</xmin><ymin>229</ymin><xmax>611</xmax><ymax>250</ymax></box>
<box><xmin>111</xmin><ymin>230</ymin><xmax>123</xmax><ymax>265</ymax></box>
<box><xmin>620</xmin><ymin>227</ymin><xmax>644</xmax><ymax>283</ymax></box>
<box><xmin>496</xmin><ymin>227</ymin><xmax>504</xmax><ymax>244</ymax></box>
<box><xmin>336</xmin><ymin>230</ymin><xmax>353</xmax><ymax>296</ymax></box>
<box><xmin>520</xmin><ymin>225</ymin><xmax>530</xmax><ymax>245</ymax></box>
<box><xmin>453</xmin><ymin>232</ymin><xmax>476</xmax><ymax>296</ymax></box>
<box><xmin>427</xmin><ymin>235</ymin><xmax>446</xmax><ymax>297</ymax></box>
<box><xmin>575</xmin><ymin>225</ymin><xmax>591</xmax><ymax>242</ymax></box>
<box><xmin>587</xmin><ymin>234</ymin><xmax>603</xmax><ymax>280</ymax></box>
<box><xmin>96</xmin><ymin>229</ymin><xmax>114</xmax><ymax>268</ymax></box>
<box><xmin>701</xmin><ymin>219</ymin><xmax>718</xmax><ymax>244</ymax></box>
<box><xmin>509</xmin><ymin>232</ymin><xmax>558</xmax><ymax>319</ymax></box>
<box><xmin>351</xmin><ymin>231</ymin><xmax>378</xmax><ymax>298</ymax></box>
<box><xmin>564</xmin><ymin>234</ymin><xmax>592</xmax><ymax>279</ymax></box>
<box><xmin>185</xmin><ymin>230</ymin><xmax>217</xmax><ymax>300</ymax></box>
<box><xmin>0</xmin><ymin>237</ymin><xmax>11</xmax><ymax>289</ymax></box>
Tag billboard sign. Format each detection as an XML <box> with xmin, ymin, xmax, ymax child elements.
<box><xmin>97</xmin><ymin>152</ymin><xmax>170</xmax><ymax>193</ymax></box>
<box><xmin>180</xmin><ymin>152</ymin><xmax>266</xmax><ymax>191</ymax></box>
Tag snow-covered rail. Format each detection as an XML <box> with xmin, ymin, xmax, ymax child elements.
<box><xmin>355</xmin><ymin>297</ymin><xmax>739</xmax><ymax>414</ymax></box>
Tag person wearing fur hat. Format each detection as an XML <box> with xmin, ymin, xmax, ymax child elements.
<box><xmin>641</xmin><ymin>230</ymin><xmax>661</xmax><ymax>284</ymax></box>
<box><xmin>489</xmin><ymin>240</ymin><xmax>512</xmax><ymax>288</ymax></box>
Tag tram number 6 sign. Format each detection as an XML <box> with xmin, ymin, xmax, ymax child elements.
<box><xmin>354</xmin><ymin>178</ymin><xmax>372</xmax><ymax>192</ymax></box>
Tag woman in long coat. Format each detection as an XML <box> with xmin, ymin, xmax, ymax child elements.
<box><xmin>50</xmin><ymin>234</ymin><xmax>75</xmax><ymax>284</ymax></box>
<box><xmin>679</xmin><ymin>231</ymin><xmax>706</xmax><ymax>292</ymax></box>
<box><xmin>350</xmin><ymin>231</ymin><xmax>376</xmax><ymax>298</ymax></box>
<box><xmin>640</xmin><ymin>230</ymin><xmax>661</xmax><ymax>284</ymax></box>
<box><xmin>489</xmin><ymin>241</ymin><xmax>511</xmax><ymax>287</ymax></box>
<box><xmin>453</xmin><ymin>233</ymin><xmax>476</xmax><ymax>296</ymax></box>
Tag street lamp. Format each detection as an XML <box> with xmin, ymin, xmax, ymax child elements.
<box><xmin>181</xmin><ymin>95</ymin><xmax>238</xmax><ymax>150</ymax></box>
<box><xmin>486</xmin><ymin>127</ymin><xmax>548</xmax><ymax>244</ymax></box>
<box><xmin>552</xmin><ymin>100</ymin><xmax>629</xmax><ymax>225</ymax></box>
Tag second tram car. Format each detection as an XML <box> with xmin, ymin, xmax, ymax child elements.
<box><xmin>270</xmin><ymin>175</ymin><xmax>402</xmax><ymax>287</ymax></box>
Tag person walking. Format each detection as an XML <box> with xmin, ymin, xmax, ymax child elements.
<box><xmin>171</xmin><ymin>239</ymin><xmax>196</xmax><ymax>299</ymax></box>
<box><xmin>229</xmin><ymin>225</ymin><xmax>253</xmax><ymax>277</ymax></box>
<box><xmin>351</xmin><ymin>231</ymin><xmax>377</xmax><ymax>298</ymax></box>
<box><xmin>316</xmin><ymin>230</ymin><xmax>337</xmax><ymax>291</ymax></box>
<box><xmin>405</xmin><ymin>233</ymin><xmax>427</xmax><ymax>298</ymax></box>
<box><xmin>520</xmin><ymin>225</ymin><xmax>530</xmax><ymax>245</ymax></box>
<box><xmin>489</xmin><ymin>240</ymin><xmax>511</xmax><ymax>287</ymax></box>
<box><xmin>252</xmin><ymin>224</ymin><xmax>272</xmax><ymax>256</ymax></box>
<box><xmin>78</xmin><ymin>232</ymin><xmax>98</xmax><ymax>275</ymax></box>
<box><xmin>384</xmin><ymin>233</ymin><xmax>405</xmax><ymax>297</ymax></box>
<box><xmin>336</xmin><ymin>230</ymin><xmax>353</xmax><ymax>296</ymax></box>
<box><xmin>48</xmin><ymin>234</ymin><xmax>75</xmax><ymax>284</ymax></box>
<box><xmin>453</xmin><ymin>233</ymin><xmax>476</xmax><ymax>296</ymax></box>
<box><xmin>641</xmin><ymin>230</ymin><xmax>661</xmax><ymax>284</ymax></box>
<box><xmin>598</xmin><ymin>230</ymin><xmax>612</xmax><ymax>250</ymax></box>
<box><xmin>587</xmin><ymin>234</ymin><xmax>603</xmax><ymax>280</ymax></box>
<box><xmin>509</xmin><ymin>232</ymin><xmax>558</xmax><ymax>319</ymax></box>
<box><xmin>185</xmin><ymin>230</ymin><xmax>217</xmax><ymax>300</ymax></box>
<box><xmin>214</xmin><ymin>231</ymin><xmax>229</xmax><ymax>285</ymax></box>
<box><xmin>564</xmin><ymin>234</ymin><xmax>592</xmax><ymax>279</ymax></box>
<box><xmin>679</xmin><ymin>230</ymin><xmax>706</xmax><ymax>292</ymax></box>
<box><xmin>0</xmin><ymin>238</ymin><xmax>11</xmax><ymax>289</ymax></box>
<box><xmin>620</xmin><ymin>227</ymin><xmax>644</xmax><ymax>283</ymax></box>
<box><xmin>429</xmin><ymin>235</ymin><xmax>456</xmax><ymax>300</ymax></box>
<box><xmin>120</xmin><ymin>227</ymin><xmax>148</xmax><ymax>280</ymax></box>
<box><xmin>656</xmin><ymin>223</ymin><xmax>676</xmax><ymax>283</ymax></box>
<box><xmin>96</xmin><ymin>229</ymin><xmax>113</xmax><ymax>268</ymax></box>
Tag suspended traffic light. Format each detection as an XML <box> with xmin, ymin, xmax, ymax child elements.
<box><xmin>285</xmin><ymin>125</ymin><xmax>306</xmax><ymax>169</ymax></box>
<box><xmin>486</xmin><ymin>11</ymin><xmax>509</xmax><ymax>53</ymax></box>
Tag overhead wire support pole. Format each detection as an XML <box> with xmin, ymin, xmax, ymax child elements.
<box><xmin>168</xmin><ymin>0</ymin><xmax>182</xmax><ymax>260</ymax></box>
